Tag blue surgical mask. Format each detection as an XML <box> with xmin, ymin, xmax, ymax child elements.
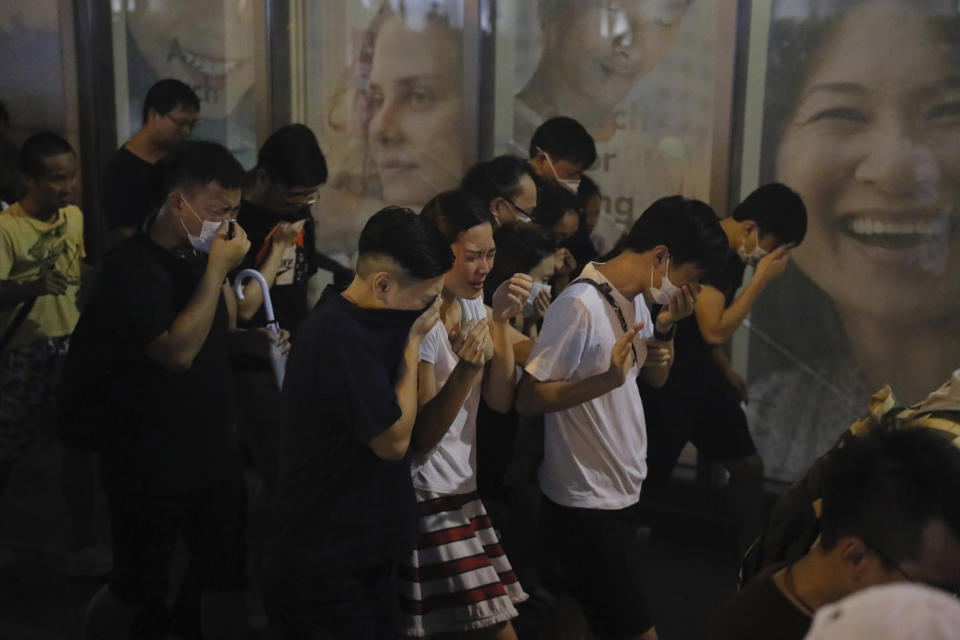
<box><xmin>177</xmin><ymin>193</ymin><xmax>224</xmax><ymax>253</ymax></box>
<box><xmin>649</xmin><ymin>257</ymin><xmax>678</xmax><ymax>306</ymax></box>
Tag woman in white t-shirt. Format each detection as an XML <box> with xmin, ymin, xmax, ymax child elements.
<box><xmin>396</xmin><ymin>190</ymin><xmax>533</xmax><ymax>639</ymax></box>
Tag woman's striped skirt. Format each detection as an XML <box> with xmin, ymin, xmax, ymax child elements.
<box><xmin>396</xmin><ymin>489</ymin><xmax>528</xmax><ymax>637</ymax></box>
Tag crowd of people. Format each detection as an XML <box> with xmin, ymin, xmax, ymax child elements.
<box><xmin>1</xmin><ymin>73</ymin><xmax>959</xmax><ymax>640</ymax></box>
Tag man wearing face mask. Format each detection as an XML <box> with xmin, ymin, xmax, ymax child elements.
<box><xmin>639</xmin><ymin>182</ymin><xmax>807</xmax><ymax>557</ymax></box>
<box><xmin>77</xmin><ymin>141</ymin><xmax>259</xmax><ymax>639</ymax></box>
<box><xmin>526</xmin><ymin>116</ymin><xmax>597</xmax><ymax>197</ymax></box>
<box><xmin>515</xmin><ymin>196</ymin><xmax>727</xmax><ymax>640</ymax></box>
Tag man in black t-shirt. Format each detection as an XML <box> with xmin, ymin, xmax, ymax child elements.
<box><xmin>79</xmin><ymin>141</ymin><xmax>272</xmax><ymax>639</ymax></box>
<box><xmin>640</xmin><ymin>183</ymin><xmax>807</xmax><ymax>554</ymax></box>
<box><xmin>268</xmin><ymin>207</ymin><xmax>453</xmax><ymax>640</ymax></box>
<box><xmin>102</xmin><ymin>79</ymin><xmax>200</xmax><ymax>247</ymax></box>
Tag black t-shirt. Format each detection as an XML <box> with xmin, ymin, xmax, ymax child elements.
<box><xmin>77</xmin><ymin>234</ymin><xmax>240</xmax><ymax>494</ymax></box>
<box><xmin>270</xmin><ymin>286</ymin><xmax>423</xmax><ymax>578</ymax></box>
<box><xmin>661</xmin><ymin>248</ymin><xmax>746</xmax><ymax>396</ymax></box>
<box><xmin>705</xmin><ymin>565</ymin><xmax>811</xmax><ymax>640</ymax></box>
<box><xmin>102</xmin><ymin>146</ymin><xmax>166</xmax><ymax>231</ymax></box>
<box><xmin>235</xmin><ymin>200</ymin><xmax>318</xmax><ymax>334</ymax></box>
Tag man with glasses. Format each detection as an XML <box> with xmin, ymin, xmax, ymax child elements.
<box><xmin>708</xmin><ymin>427</ymin><xmax>960</xmax><ymax>640</ymax></box>
<box><xmin>461</xmin><ymin>155</ymin><xmax>539</xmax><ymax>226</ymax></box>
<box><xmin>234</xmin><ymin>124</ymin><xmax>334</xmax><ymax>334</ymax></box>
<box><xmin>102</xmin><ymin>79</ymin><xmax>200</xmax><ymax>247</ymax></box>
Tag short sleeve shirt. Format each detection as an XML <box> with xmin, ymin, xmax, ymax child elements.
<box><xmin>526</xmin><ymin>262</ymin><xmax>654</xmax><ymax>509</ymax></box>
<box><xmin>235</xmin><ymin>200</ymin><xmax>319</xmax><ymax>334</ymax></box>
<box><xmin>0</xmin><ymin>203</ymin><xmax>84</xmax><ymax>350</ymax></box>
<box><xmin>79</xmin><ymin>234</ymin><xmax>240</xmax><ymax>494</ymax></box>
<box><xmin>706</xmin><ymin>565</ymin><xmax>811</xmax><ymax>640</ymax></box>
<box><xmin>270</xmin><ymin>286</ymin><xmax>424</xmax><ymax>577</ymax></box>
<box><xmin>410</xmin><ymin>296</ymin><xmax>487</xmax><ymax>495</ymax></box>
<box><xmin>102</xmin><ymin>146</ymin><xmax>165</xmax><ymax>231</ymax></box>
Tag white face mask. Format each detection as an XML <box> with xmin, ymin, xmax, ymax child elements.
<box><xmin>177</xmin><ymin>193</ymin><xmax>222</xmax><ymax>253</ymax></box>
<box><xmin>649</xmin><ymin>257</ymin><xmax>679</xmax><ymax>306</ymax></box>
<box><xmin>523</xmin><ymin>281</ymin><xmax>552</xmax><ymax>317</ymax></box>
<box><xmin>540</xmin><ymin>148</ymin><xmax>581</xmax><ymax>194</ymax></box>
<box><xmin>737</xmin><ymin>229</ymin><xmax>768</xmax><ymax>266</ymax></box>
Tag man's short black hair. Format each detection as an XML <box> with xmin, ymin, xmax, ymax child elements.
<box><xmin>142</xmin><ymin>79</ymin><xmax>201</xmax><ymax>125</ymax></box>
<box><xmin>732</xmin><ymin>182</ymin><xmax>807</xmax><ymax>246</ymax></box>
<box><xmin>529</xmin><ymin>116</ymin><xmax>597</xmax><ymax>170</ymax></box>
<box><xmin>164</xmin><ymin>141</ymin><xmax>247</xmax><ymax>195</ymax></box>
<box><xmin>358</xmin><ymin>206</ymin><xmax>454</xmax><ymax>280</ymax></box>
<box><xmin>420</xmin><ymin>189</ymin><xmax>495</xmax><ymax>244</ymax></box>
<box><xmin>621</xmin><ymin>195</ymin><xmax>728</xmax><ymax>276</ymax></box>
<box><xmin>820</xmin><ymin>428</ymin><xmax>960</xmax><ymax>565</ymax></box>
<box><xmin>461</xmin><ymin>155</ymin><xmax>533</xmax><ymax>207</ymax></box>
<box><xmin>533</xmin><ymin>178</ymin><xmax>580</xmax><ymax>228</ymax></box>
<box><xmin>19</xmin><ymin>133</ymin><xmax>74</xmax><ymax>179</ymax></box>
<box><xmin>257</xmin><ymin>124</ymin><xmax>328</xmax><ymax>187</ymax></box>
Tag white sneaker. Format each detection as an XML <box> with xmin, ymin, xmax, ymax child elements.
<box><xmin>64</xmin><ymin>544</ymin><xmax>112</xmax><ymax>577</ymax></box>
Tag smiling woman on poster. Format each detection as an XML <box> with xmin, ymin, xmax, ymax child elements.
<box><xmin>747</xmin><ymin>0</ymin><xmax>960</xmax><ymax>481</ymax></box>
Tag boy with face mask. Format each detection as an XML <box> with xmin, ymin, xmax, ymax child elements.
<box><xmin>639</xmin><ymin>182</ymin><xmax>808</xmax><ymax>557</ymax></box>
<box><xmin>515</xmin><ymin>195</ymin><xmax>727</xmax><ymax>640</ymax></box>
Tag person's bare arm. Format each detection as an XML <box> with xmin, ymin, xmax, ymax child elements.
<box><xmin>515</xmin><ymin>323</ymin><xmax>641</xmax><ymax>414</ymax></box>
<box><xmin>409</xmin><ymin>320</ymin><xmax>489</xmax><ymax>453</ymax></box>
<box><xmin>236</xmin><ymin>220</ymin><xmax>306</xmax><ymax>322</ymax></box>
<box><xmin>482</xmin><ymin>274</ymin><xmax>533</xmax><ymax>413</ymax></box>
<box><xmin>696</xmin><ymin>247</ymin><xmax>791</xmax><ymax>345</ymax></box>
<box><xmin>144</xmin><ymin>223</ymin><xmax>250</xmax><ymax>371</ymax></box>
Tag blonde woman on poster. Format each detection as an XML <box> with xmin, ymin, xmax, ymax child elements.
<box><xmin>313</xmin><ymin>1</ymin><xmax>467</xmax><ymax>266</ymax></box>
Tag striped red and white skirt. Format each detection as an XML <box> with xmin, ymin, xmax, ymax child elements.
<box><xmin>396</xmin><ymin>489</ymin><xmax>528</xmax><ymax>637</ymax></box>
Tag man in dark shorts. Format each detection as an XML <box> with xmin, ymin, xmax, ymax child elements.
<box><xmin>708</xmin><ymin>427</ymin><xmax>960</xmax><ymax>640</ymax></box>
<box><xmin>640</xmin><ymin>183</ymin><xmax>807</xmax><ymax>554</ymax></box>
<box><xmin>102</xmin><ymin>79</ymin><xmax>199</xmax><ymax>247</ymax></box>
<box><xmin>268</xmin><ymin>207</ymin><xmax>453</xmax><ymax>639</ymax></box>
<box><xmin>516</xmin><ymin>196</ymin><xmax>728</xmax><ymax>640</ymax></box>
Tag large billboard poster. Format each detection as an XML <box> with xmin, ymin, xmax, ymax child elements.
<box><xmin>743</xmin><ymin>0</ymin><xmax>960</xmax><ymax>481</ymax></box>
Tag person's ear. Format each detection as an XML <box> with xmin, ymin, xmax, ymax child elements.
<box><xmin>838</xmin><ymin>537</ymin><xmax>871</xmax><ymax>582</ymax></box>
<box><xmin>370</xmin><ymin>271</ymin><xmax>394</xmax><ymax>303</ymax></box>
<box><xmin>653</xmin><ymin>245</ymin><xmax>670</xmax><ymax>266</ymax></box>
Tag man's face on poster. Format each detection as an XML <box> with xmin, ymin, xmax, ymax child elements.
<box><xmin>541</xmin><ymin>0</ymin><xmax>690</xmax><ymax>109</ymax></box>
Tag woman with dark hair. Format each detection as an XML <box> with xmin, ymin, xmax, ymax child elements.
<box><xmin>484</xmin><ymin>225</ymin><xmax>556</xmax><ymax>339</ymax></box>
<box><xmin>747</xmin><ymin>0</ymin><xmax>960</xmax><ymax>481</ymax></box>
<box><xmin>397</xmin><ymin>190</ymin><xmax>532</xmax><ymax>638</ymax></box>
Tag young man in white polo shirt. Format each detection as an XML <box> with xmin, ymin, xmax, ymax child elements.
<box><xmin>515</xmin><ymin>195</ymin><xmax>728</xmax><ymax>640</ymax></box>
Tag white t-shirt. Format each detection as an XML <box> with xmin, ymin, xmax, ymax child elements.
<box><xmin>525</xmin><ymin>263</ymin><xmax>654</xmax><ymax>509</ymax></box>
<box><xmin>410</xmin><ymin>296</ymin><xmax>488</xmax><ymax>495</ymax></box>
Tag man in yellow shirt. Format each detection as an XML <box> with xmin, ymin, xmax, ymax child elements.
<box><xmin>0</xmin><ymin>133</ymin><xmax>107</xmax><ymax>576</ymax></box>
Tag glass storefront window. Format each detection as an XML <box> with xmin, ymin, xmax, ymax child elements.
<box><xmin>110</xmin><ymin>0</ymin><xmax>262</xmax><ymax>166</ymax></box>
